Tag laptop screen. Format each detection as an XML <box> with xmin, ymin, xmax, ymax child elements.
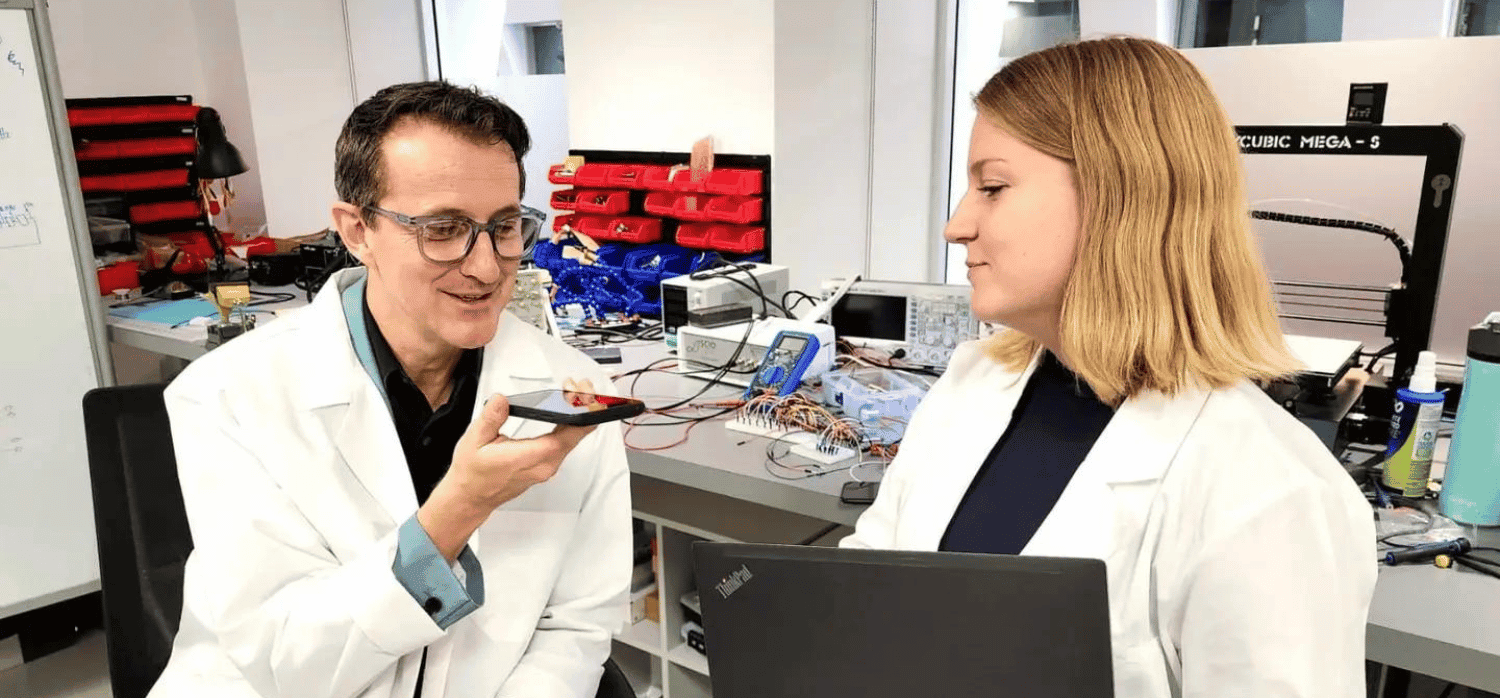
<box><xmin>693</xmin><ymin>543</ymin><xmax>1114</xmax><ymax>698</ymax></box>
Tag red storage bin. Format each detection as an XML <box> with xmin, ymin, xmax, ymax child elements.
<box><xmin>643</xmin><ymin>191</ymin><xmax>677</xmax><ymax>216</ymax></box>
<box><xmin>130</xmin><ymin>200</ymin><xmax>201</xmax><ymax>224</ymax></box>
<box><xmin>708</xmin><ymin>225</ymin><xmax>766</xmax><ymax>254</ymax></box>
<box><xmin>68</xmin><ymin>104</ymin><xmax>199</xmax><ymax>127</ymax></box>
<box><xmin>573</xmin><ymin>163</ymin><xmax>612</xmax><ymax>187</ymax></box>
<box><xmin>670</xmin><ymin>168</ymin><xmax>709</xmax><ymax>193</ymax></box>
<box><xmin>705</xmin><ymin>195</ymin><xmax>762</xmax><ymax>224</ymax></box>
<box><xmin>550</xmin><ymin>189</ymin><xmax>581</xmax><ymax>211</ymax></box>
<box><xmin>671</xmin><ymin>193</ymin><xmax>713</xmax><ymax>221</ymax></box>
<box><xmin>675</xmin><ymin>223</ymin><xmax>715</xmax><ymax>249</ymax></box>
<box><xmin>705</xmin><ymin>168</ymin><xmax>764</xmax><ymax>196</ymax></box>
<box><xmin>97</xmin><ymin>261</ymin><xmax>140</xmax><ymax>295</ymax></box>
<box><xmin>606</xmin><ymin>164</ymin><xmax>648</xmax><ymax>189</ymax></box>
<box><xmin>75</xmin><ymin>136</ymin><xmax>196</xmax><ymax>161</ymax></box>
<box><xmin>574</xmin><ymin>189</ymin><xmax>631</xmax><ymax>215</ymax></box>
<box><xmin>80</xmin><ymin>168</ymin><xmax>190</xmax><ymax>193</ymax></box>
<box><xmin>547</xmin><ymin>164</ymin><xmax>577</xmax><ymax>185</ymax></box>
<box><xmin>606</xmin><ymin>217</ymin><xmax>663</xmax><ymax>244</ymax></box>
<box><xmin>553</xmin><ymin>213</ymin><xmax>575</xmax><ymax>233</ymax></box>
<box><xmin>641</xmin><ymin>166</ymin><xmax>675</xmax><ymax>191</ymax></box>
<box><xmin>574</xmin><ymin>215</ymin><xmax>614</xmax><ymax>239</ymax></box>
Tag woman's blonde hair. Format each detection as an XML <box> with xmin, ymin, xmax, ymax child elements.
<box><xmin>976</xmin><ymin>36</ymin><xmax>1298</xmax><ymax>404</ymax></box>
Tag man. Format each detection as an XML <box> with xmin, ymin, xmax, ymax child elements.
<box><xmin>151</xmin><ymin>82</ymin><xmax>631</xmax><ymax>698</ymax></box>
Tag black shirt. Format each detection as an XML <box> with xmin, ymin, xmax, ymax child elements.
<box><xmin>361</xmin><ymin>298</ymin><xmax>481</xmax><ymax>698</ymax></box>
<box><xmin>939</xmin><ymin>352</ymin><xmax>1116</xmax><ymax>555</ymax></box>
<box><xmin>361</xmin><ymin>297</ymin><xmax>483</xmax><ymax>506</ymax></box>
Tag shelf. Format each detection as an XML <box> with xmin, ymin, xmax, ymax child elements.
<box><xmin>617</xmin><ymin>618</ymin><xmax>663</xmax><ymax>655</ymax></box>
<box><xmin>667</xmin><ymin>643</ymin><xmax>710</xmax><ymax>677</ymax></box>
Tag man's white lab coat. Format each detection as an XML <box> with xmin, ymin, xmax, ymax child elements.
<box><xmin>843</xmin><ymin>342</ymin><xmax>1376</xmax><ymax>698</ymax></box>
<box><xmin>150</xmin><ymin>269</ymin><xmax>630</xmax><ymax>698</ymax></box>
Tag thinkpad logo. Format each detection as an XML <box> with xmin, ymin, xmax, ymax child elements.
<box><xmin>715</xmin><ymin>564</ymin><xmax>753</xmax><ymax>599</ymax></box>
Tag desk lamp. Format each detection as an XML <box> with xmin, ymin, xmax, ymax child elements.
<box><xmin>192</xmin><ymin>106</ymin><xmax>248</xmax><ymax>280</ymax></box>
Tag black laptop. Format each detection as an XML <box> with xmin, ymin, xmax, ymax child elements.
<box><xmin>692</xmin><ymin>542</ymin><xmax>1114</xmax><ymax>698</ymax></box>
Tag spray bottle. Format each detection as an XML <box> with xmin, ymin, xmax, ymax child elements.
<box><xmin>1384</xmin><ymin>351</ymin><xmax>1445</xmax><ymax>498</ymax></box>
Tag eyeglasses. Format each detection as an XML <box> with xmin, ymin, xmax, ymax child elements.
<box><xmin>363</xmin><ymin>204</ymin><xmax>547</xmax><ymax>265</ymax></box>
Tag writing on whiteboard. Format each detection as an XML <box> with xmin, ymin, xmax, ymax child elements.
<box><xmin>0</xmin><ymin>127</ymin><xmax>10</xmax><ymax>140</ymax></box>
<box><xmin>0</xmin><ymin>202</ymin><xmax>36</xmax><ymax>228</ymax></box>
<box><xmin>0</xmin><ymin>405</ymin><xmax>19</xmax><ymax>455</ymax></box>
<box><xmin>0</xmin><ymin>202</ymin><xmax>41</xmax><ymax>249</ymax></box>
<box><xmin>0</xmin><ymin>32</ymin><xmax>21</xmax><ymax>75</ymax></box>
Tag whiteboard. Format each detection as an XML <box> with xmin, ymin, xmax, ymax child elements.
<box><xmin>0</xmin><ymin>3</ymin><xmax>110</xmax><ymax>618</ymax></box>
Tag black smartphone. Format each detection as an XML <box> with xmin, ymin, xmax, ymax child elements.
<box><xmin>506</xmin><ymin>389</ymin><xmax>646</xmax><ymax>426</ymax></box>
<box><xmin>840</xmin><ymin>480</ymin><xmax>879</xmax><ymax>505</ymax></box>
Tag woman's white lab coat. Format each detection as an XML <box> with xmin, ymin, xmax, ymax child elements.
<box><xmin>843</xmin><ymin>342</ymin><xmax>1376</xmax><ymax>698</ymax></box>
<box><xmin>149</xmin><ymin>269</ymin><xmax>631</xmax><ymax>698</ymax></box>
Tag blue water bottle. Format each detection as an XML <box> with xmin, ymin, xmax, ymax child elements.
<box><xmin>1441</xmin><ymin>312</ymin><xmax>1500</xmax><ymax>526</ymax></box>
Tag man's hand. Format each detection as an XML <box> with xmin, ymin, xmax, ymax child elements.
<box><xmin>418</xmin><ymin>395</ymin><xmax>596</xmax><ymax>561</ymax></box>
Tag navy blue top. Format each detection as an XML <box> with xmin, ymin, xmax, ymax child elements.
<box><xmin>939</xmin><ymin>352</ymin><xmax>1116</xmax><ymax>555</ymax></box>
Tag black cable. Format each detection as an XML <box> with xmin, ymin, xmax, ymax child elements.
<box><xmin>1453</xmin><ymin>557</ymin><xmax>1500</xmax><ymax>581</ymax></box>
<box><xmin>1250</xmin><ymin>210</ymin><xmax>1412</xmax><ymax>282</ymax></box>
<box><xmin>1435</xmin><ymin>683</ymin><xmax>1457</xmax><ymax>698</ymax></box>
<box><xmin>1365</xmin><ymin>342</ymin><xmax>1398</xmax><ymax>372</ymax></box>
<box><xmin>782</xmin><ymin>290</ymin><xmax>818</xmax><ymax>314</ymax></box>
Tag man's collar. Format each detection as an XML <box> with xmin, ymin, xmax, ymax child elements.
<box><xmin>359</xmin><ymin>290</ymin><xmax>484</xmax><ymax>395</ymax></box>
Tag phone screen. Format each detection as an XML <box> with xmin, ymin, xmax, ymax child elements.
<box><xmin>509</xmin><ymin>389</ymin><xmax>636</xmax><ymax>416</ymax></box>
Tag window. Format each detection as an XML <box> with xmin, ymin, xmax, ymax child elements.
<box><xmin>1456</xmin><ymin>0</ymin><xmax>1500</xmax><ymax>35</ymax></box>
<box><xmin>1177</xmin><ymin>0</ymin><xmax>1345</xmax><ymax>47</ymax></box>
<box><xmin>524</xmin><ymin>23</ymin><xmax>565</xmax><ymax>75</ymax></box>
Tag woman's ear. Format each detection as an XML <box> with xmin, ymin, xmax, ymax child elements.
<box><xmin>331</xmin><ymin>202</ymin><xmax>372</xmax><ymax>267</ymax></box>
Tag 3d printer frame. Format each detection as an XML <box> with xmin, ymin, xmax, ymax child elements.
<box><xmin>1236</xmin><ymin>124</ymin><xmax>1464</xmax><ymax>388</ymax></box>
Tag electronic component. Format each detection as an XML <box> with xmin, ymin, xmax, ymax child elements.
<box><xmin>819</xmin><ymin>278</ymin><xmax>985</xmax><ymax>367</ymax></box>
<box><xmin>743</xmin><ymin>331</ymin><xmax>821</xmax><ymax>398</ymax></box>
<box><xmin>688</xmin><ymin>302</ymin><xmax>753</xmax><ymax>329</ymax></box>
<box><xmin>675</xmin><ymin>318</ymin><xmax>836</xmax><ymax>388</ymax></box>
<box><xmin>661</xmin><ymin>263</ymin><xmax>789</xmax><ymax>346</ymax></box>
<box><xmin>506</xmin><ymin>267</ymin><xmax>560</xmax><ymax>336</ymax></box>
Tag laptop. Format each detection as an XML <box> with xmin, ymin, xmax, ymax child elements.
<box><xmin>692</xmin><ymin>542</ymin><xmax>1114</xmax><ymax>698</ymax></box>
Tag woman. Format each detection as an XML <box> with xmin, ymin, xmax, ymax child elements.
<box><xmin>843</xmin><ymin>37</ymin><xmax>1375</xmax><ymax>697</ymax></box>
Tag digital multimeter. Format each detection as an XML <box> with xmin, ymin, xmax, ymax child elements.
<box><xmin>743</xmin><ymin>330</ymin><xmax>822</xmax><ymax>398</ymax></box>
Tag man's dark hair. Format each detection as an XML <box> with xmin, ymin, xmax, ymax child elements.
<box><xmin>335</xmin><ymin>81</ymin><xmax>531</xmax><ymax>221</ymax></box>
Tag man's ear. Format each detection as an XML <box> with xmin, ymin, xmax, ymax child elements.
<box><xmin>331</xmin><ymin>202</ymin><xmax>373</xmax><ymax>267</ymax></box>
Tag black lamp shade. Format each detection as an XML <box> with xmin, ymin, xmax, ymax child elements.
<box><xmin>194</xmin><ymin>107</ymin><xmax>248</xmax><ymax>179</ymax></box>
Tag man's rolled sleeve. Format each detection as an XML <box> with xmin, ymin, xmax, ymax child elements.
<box><xmin>392</xmin><ymin>514</ymin><xmax>485</xmax><ymax>630</ymax></box>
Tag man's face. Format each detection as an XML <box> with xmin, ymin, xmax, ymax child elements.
<box><xmin>342</xmin><ymin>118</ymin><xmax>523</xmax><ymax>353</ymax></box>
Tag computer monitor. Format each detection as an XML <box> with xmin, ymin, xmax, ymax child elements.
<box><xmin>693</xmin><ymin>542</ymin><xmax>1114</xmax><ymax>698</ymax></box>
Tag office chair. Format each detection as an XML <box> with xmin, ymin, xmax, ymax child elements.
<box><xmin>82</xmin><ymin>384</ymin><xmax>192</xmax><ymax>698</ymax></box>
<box><xmin>83</xmin><ymin>384</ymin><xmax>635</xmax><ymax>698</ymax></box>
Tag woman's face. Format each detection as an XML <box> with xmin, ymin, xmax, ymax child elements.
<box><xmin>945</xmin><ymin>116</ymin><xmax>1082</xmax><ymax>341</ymax></box>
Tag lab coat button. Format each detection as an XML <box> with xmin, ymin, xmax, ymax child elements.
<box><xmin>424</xmin><ymin>597</ymin><xmax>442</xmax><ymax>614</ymax></box>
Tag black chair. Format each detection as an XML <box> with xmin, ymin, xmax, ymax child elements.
<box><xmin>596</xmin><ymin>655</ymin><xmax>635</xmax><ymax>698</ymax></box>
<box><xmin>83</xmin><ymin>384</ymin><xmax>635</xmax><ymax>698</ymax></box>
<box><xmin>82</xmin><ymin>384</ymin><xmax>191</xmax><ymax>698</ymax></box>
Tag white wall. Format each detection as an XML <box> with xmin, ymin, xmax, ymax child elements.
<box><xmin>774</xmin><ymin>0</ymin><xmax>874</xmax><ymax>294</ymax></box>
<box><xmin>234</xmin><ymin>1</ymin><xmax>356</xmax><ymax>237</ymax></box>
<box><xmin>233</xmin><ymin>0</ymin><xmax>427</xmax><ymax>237</ymax></box>
<box><xmin>868</xmin><ymin>0</ymin><xmax>946</xmax><ymax>283</ymax></box>
<box><xmin>1186</xmin><ymin>36</ymin><xmax>1500</xmax><ymax>363</ymax></box>
<box><xmin>562</xmin><ymin>0</ymin><xmax>775</xmax><ymax>155</ymax></box>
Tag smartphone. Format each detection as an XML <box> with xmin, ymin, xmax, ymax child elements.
<box><xmin>840</xmin><ymin>480</ymin><xmax>879</xmax><ymax>505</ymax></box>
<box><xmin>506</xmin><ymin>389</ymin><xmax>646</xmax><ymax>426</ymax></box>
